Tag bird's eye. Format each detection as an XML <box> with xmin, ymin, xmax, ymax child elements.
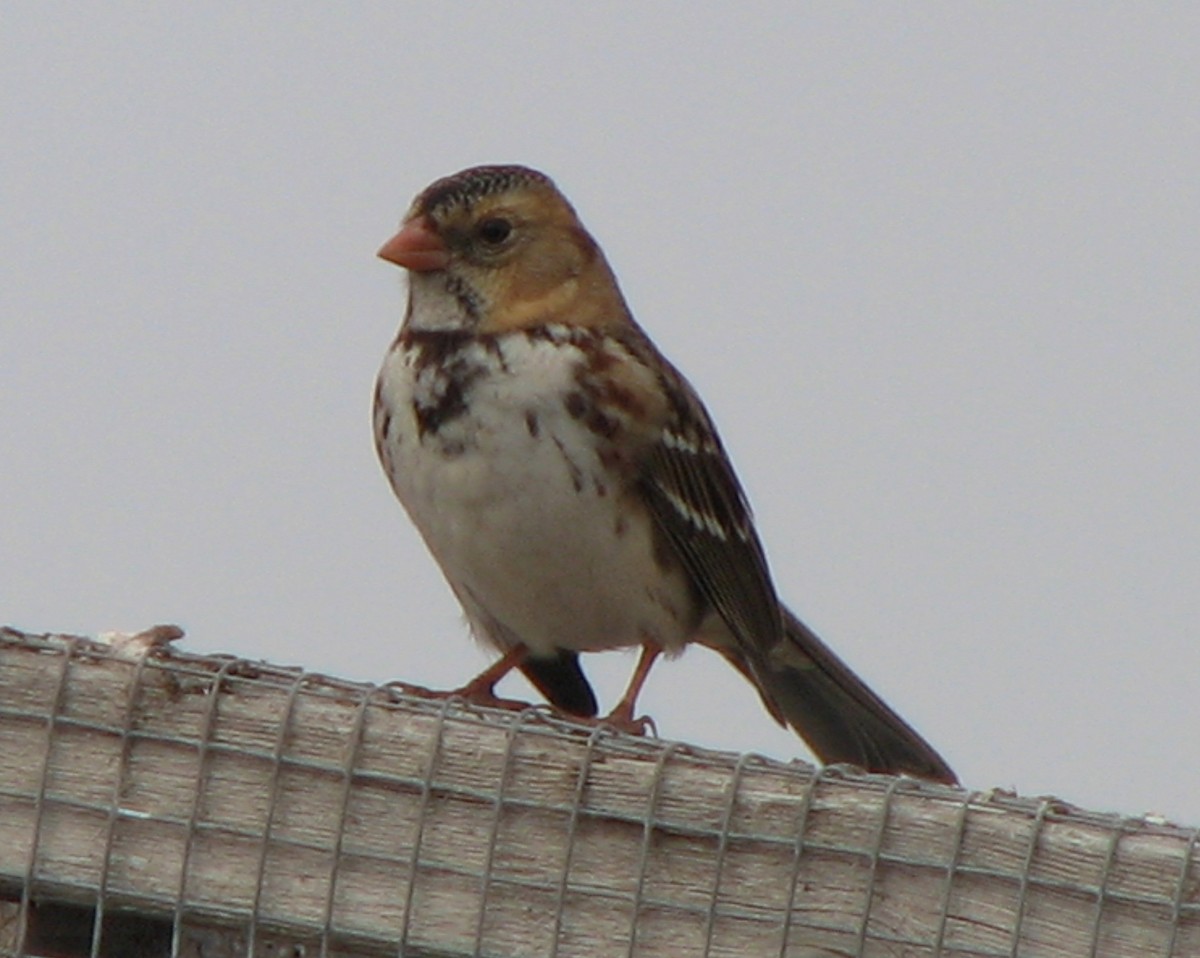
<box><xmin>476</xmin><ymin>217</ymin><xmax>513</xmax><ymax>246</ymax></box>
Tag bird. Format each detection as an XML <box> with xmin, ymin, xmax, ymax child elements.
<box><xmin>373</xmin><ymin>164</ymin><xmax>956</xmax><ymax>783</ymax></box>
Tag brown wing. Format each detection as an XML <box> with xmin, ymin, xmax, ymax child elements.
<box><xmin>634</xmin><ymin>352</ymin><xmax>956</xmax><ymax>783</ymax></box>
<box><xmin>636</xmin><ymin>363</ymin><xmax>785</xmax><ymax>652</ymax></box>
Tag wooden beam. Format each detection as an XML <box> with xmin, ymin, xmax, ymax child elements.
<box><xmin>0</xmin><ymin>628</ymin><xmax>1196</xmax><ymax>957</ymax></box>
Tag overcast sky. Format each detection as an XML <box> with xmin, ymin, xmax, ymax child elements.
<box><xmin>3</xmin><ymin>6</ymin><xmax>1198</xmax><ymax>822</ymax></box>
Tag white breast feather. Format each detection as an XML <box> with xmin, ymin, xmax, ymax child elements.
<box><xmin>375</xmin><ymin>332</ymin><xmax>694</xmax><ymax>657</ymax></box>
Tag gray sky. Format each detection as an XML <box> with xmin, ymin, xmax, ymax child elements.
<box><xmin>3</xmin><ymin>7</ymin><xmax>1198</xmax><ymax>821</ymax></box>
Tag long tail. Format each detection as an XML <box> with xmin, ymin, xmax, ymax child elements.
<box><xmin>727</xmin><ymin>607</ymin><xmax>957</xmax><ymax>783</ymax></box>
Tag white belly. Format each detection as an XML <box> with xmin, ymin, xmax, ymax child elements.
<box><xmin>374</xmin><ymin>331</ymin><xmax>695</xmax><ymax>658</ymax></box>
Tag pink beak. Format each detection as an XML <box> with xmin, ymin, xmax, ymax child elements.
<box><xmin>377</xmin><ymin>216</ymin><xmax>450</xmax><ymax>272</ymax></box>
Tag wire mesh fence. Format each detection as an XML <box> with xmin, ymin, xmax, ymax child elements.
<box><xmin>0</xmin><ymin>625</ymin><xmax>1196</xmax><ymax>957</ymax></box>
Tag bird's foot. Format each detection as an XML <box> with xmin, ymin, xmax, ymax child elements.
<box><xmin>596</xmin><ymin>704</ymin><xmax>657</xmax><ymax>737</ymax></box>
<box><xmin>385</xmin><ymin>679</ymin><xmax>536</xmax><ymax>713</ymax></box>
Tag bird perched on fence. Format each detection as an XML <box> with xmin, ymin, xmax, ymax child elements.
<box><xmin>373</xmin><ymin>164</ymin><xmax>956</xmax><ymax>784</ymax></box>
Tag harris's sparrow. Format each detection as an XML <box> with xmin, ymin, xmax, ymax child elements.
<box><xmin>374</xmin><ymin>165</ymin><xmax>955</xmax><ymax>783</ymax></box>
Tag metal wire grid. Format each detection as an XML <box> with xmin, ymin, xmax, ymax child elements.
<box><xmin>0</xmin><ymin>627</ymin><xmax>1198</xmax><ymax>958</ymax></box>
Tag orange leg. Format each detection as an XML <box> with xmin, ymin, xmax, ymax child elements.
<box><xmin>389</xmin><ymin>645</ymin><xmax>536</xmax><ymax>712</ymax></box>
<box><xmin>454</xmin><ymin>645</ymin><xmax>529</xmax><ymax>704</ymax></box>
<box><xmin>602</xmin><ymin>641</ymin><xmax>662</xmax><ymax>734</ymax></box>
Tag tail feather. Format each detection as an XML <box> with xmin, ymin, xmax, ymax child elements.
<box><xmin>736</xmin><ymin>607</ymin><xmax>957</xmax><ymax>783</ymax></box>
<box><xmin>519</xmin><ymin>649</ymin><xmax>599</xmax><ymax>718</ymax></box>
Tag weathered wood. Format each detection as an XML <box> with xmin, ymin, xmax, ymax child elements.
<box><xmin>0</xmin><ymin>627</ymin><xmax>1196</xmax><ymax>957</ymax></box>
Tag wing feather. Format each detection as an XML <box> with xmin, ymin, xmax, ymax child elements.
<box><xmin>637</xmin><ymin>368</ymin><xmax>784</xmax><ymax>650</ymax></box>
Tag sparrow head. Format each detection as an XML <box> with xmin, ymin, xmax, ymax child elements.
<box><xmin>379</xmin><ymin>165</ymin><xmax>631</xmax><ymax>335</ymax></box>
